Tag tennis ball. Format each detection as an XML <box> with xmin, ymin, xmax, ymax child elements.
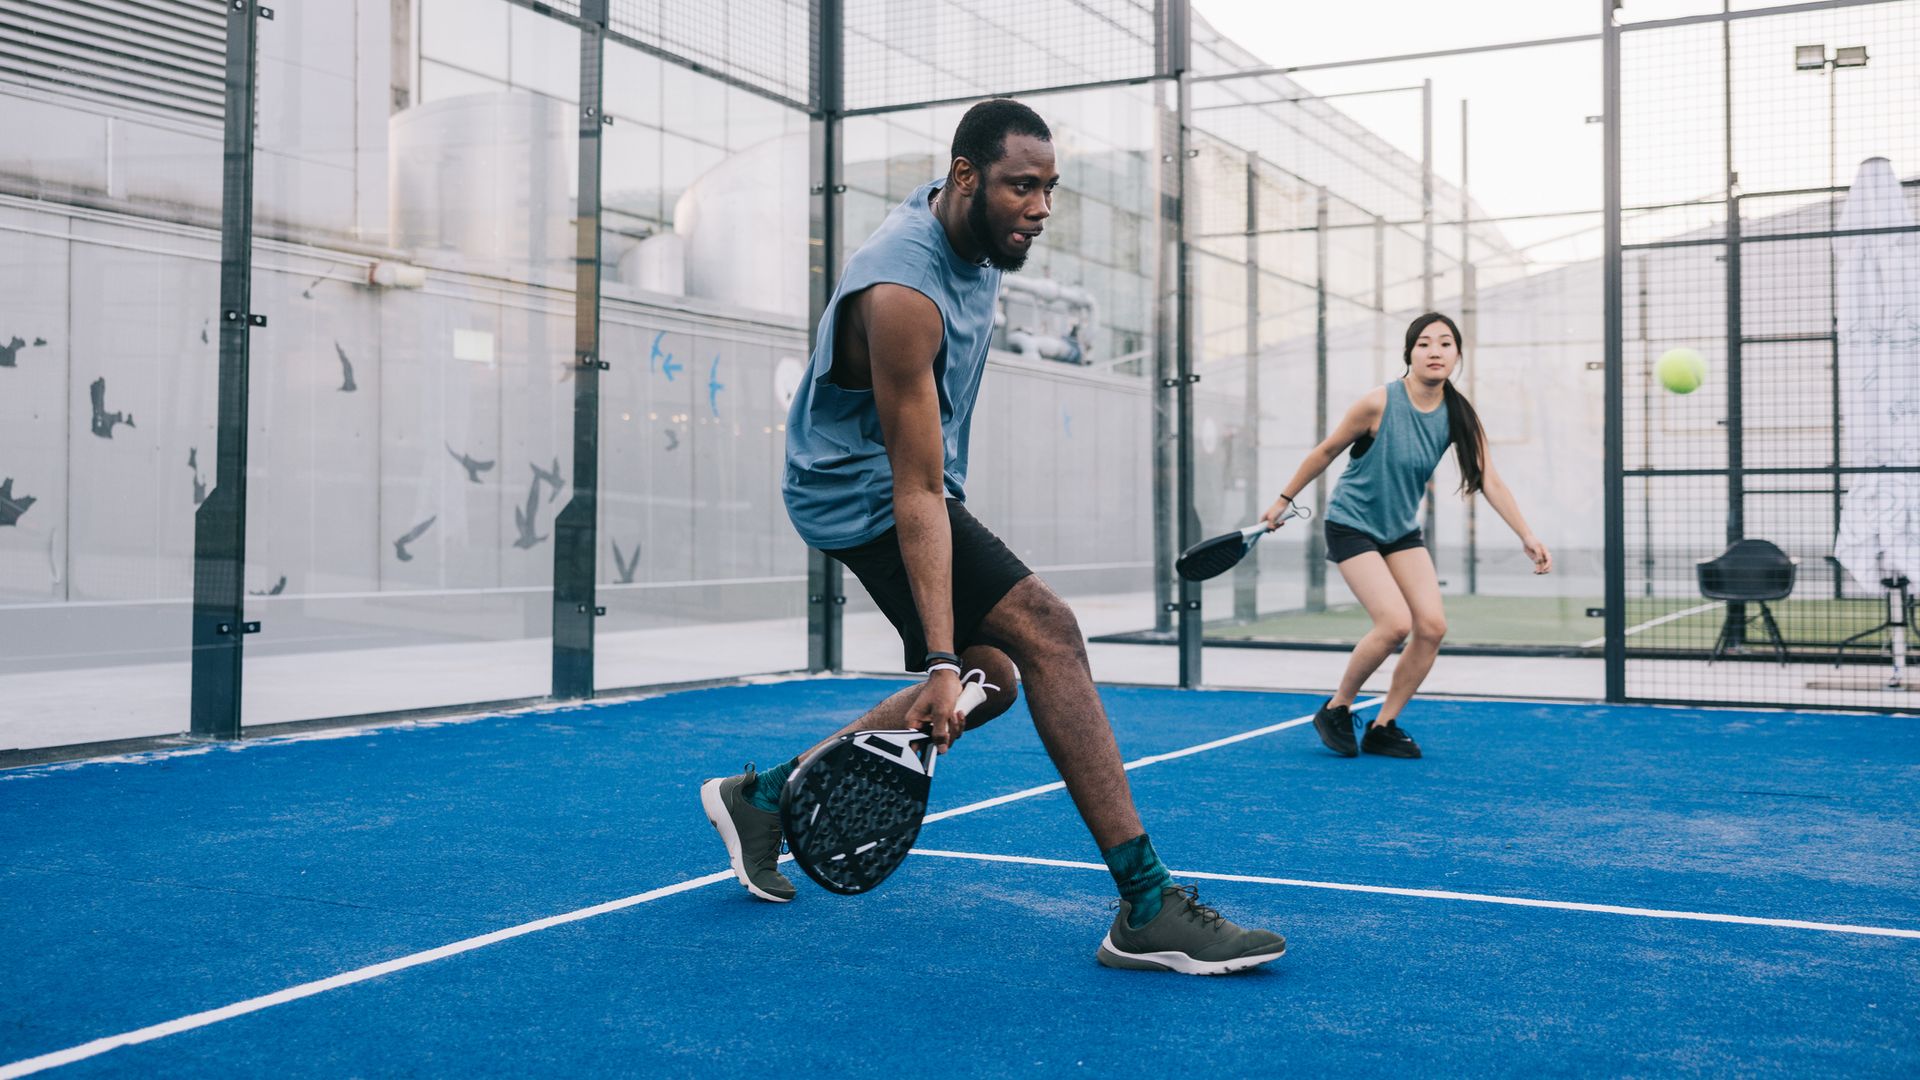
<box><xmin>1656</xmin><ymin>347</ymin><xmax>1707</xmax><ymax>394</ymax></box>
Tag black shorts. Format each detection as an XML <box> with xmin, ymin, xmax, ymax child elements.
<box><xmin>824</xmin><ymin>500</ymin><xmax>1033</xmax><ymax>672</ymax></box>
<box><xmin>1325</xmin><ymin>519</ymin><xmax>1425</xmax><ymax>564</ymax></box>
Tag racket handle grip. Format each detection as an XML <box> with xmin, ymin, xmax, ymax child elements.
<box><xmin>955</xmin><ymin>682</ymin><xmax>989</xmax><ymax>718</ymax></box>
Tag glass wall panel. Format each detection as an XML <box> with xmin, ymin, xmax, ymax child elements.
<box><xmin>0</xmin><ymin>6</ymin><xmax>224</xmax><ymax>748</ymax></box>
<box><xmin>1191</xmin><ymin>41</ymin><xmax>1607</xmax><ymax>677</ymax></box>
<box><xmin>239</xmin><ymin>2</ymin><xmax>578</xmax><ymax>724</ymax></box>
<box><xmin>593</xmin><ymin>39</ymin><xmax>812</xmax><ymax>689</ymax></box>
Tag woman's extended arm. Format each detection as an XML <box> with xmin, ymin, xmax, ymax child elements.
<box><xmin>1477</xmin><ymin>437</ymin><xmax>1552</xmax><ymax>574</ymax></box>
<box><xmin>1260</xmin><ymin>387</ymin><xmax>1386</xmax><ymax>529</ymax></box>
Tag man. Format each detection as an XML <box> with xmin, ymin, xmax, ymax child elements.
<box><xmin>701</xmin><ymin>99</ymin><xmax>1285</xmax><ymax>974</ymax></box>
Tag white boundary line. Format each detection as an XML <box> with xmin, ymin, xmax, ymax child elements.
<box><xmin>0</xmin><ymin>694</ymin><xmax>1374</xmax><ymax>1077</ymax></box>
<box><xmin>0</xmin><ymin>871</ymin><xmax>734</xmax><ymax>1079</ymax></box>
<box><xmin>1581</xmin><ymin>601</ymin><xmax>1722</xmax><ymax>649</ymax></box>
<box><xmin>911</xmin><ymin>849</ymin><xmax>1920</xmax><ymax>940</ymax></box>
<box><xmin>923</xmin><ymin>696</ymin><xmax>1385</xmax><ymax>823</ymax></box>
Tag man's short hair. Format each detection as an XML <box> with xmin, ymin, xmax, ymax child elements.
<box><xmin>950</xmin><ymin>99</ymin><xmax>1052</xmax><ymax>173</ymax></box>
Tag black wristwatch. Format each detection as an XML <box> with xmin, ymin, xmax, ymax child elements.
<box><xmin>923</xmin><ymin>650</ymin><xmax>962</xmax><ymax>671</ymax></box>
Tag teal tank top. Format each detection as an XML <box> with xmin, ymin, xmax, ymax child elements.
<box><xmin>783</xmin><ymin>179</ymin><xmax>1002</xmax><ymax>550</ymax></box>
<box><xmin>1326</xmin><ymin>379</ymin><xmax>1452</xmax><ymax>542</ymax></box>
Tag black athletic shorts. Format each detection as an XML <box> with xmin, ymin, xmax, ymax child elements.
<box><xmin>824</xmin><ymin>500</ymin><xmax>1033</xmax><ymax>672</ymax></box>
<box><xmin>1325</xmin><ymin>519</ymin><xmax>1426</xmax><ymax>564</ymax></box>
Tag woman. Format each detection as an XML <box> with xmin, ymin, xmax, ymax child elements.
<box><xmin>1261</xmin><ymin>312</ymin><xmax>1551</xmax><ymax>759</ymax></box>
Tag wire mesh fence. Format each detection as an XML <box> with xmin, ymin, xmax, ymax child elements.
<box><xmin>841</xmin><ymin>0</ymin><xmax>1161</xmax><ymax>112</ymax></box>
<box><xmin>1616</xmin><ymin>0</ymin><xmax>1920</xmax><ymax>708</ymax></box>
<box><xmin>1184</xmin><ymin>40</ymin><xmax>1606</xmax><ymax>662</ymax></box>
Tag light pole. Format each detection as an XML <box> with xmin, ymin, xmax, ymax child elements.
<box><xmin>1796</xmin><ymin>43</ymin><xmax>1868</xmax><ymax>602</ymax></box>
<box><xmin>1795</xmin><ymin>44</ymin><xmax>1869</xmax><ymax>215</ymax></box>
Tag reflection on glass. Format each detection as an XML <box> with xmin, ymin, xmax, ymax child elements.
<box><xmin>422</xmin><ymin>0</ymin><xmax>510</xmax><ymax>80</ymax></box>
<box><xmin>234</xmin><ymin>1</ymin><xmax>579</xmax><ymax>725</ymax></box>
<box><xmin>0</xmin><ymin>4</ymin><xmax>224</xmax><ymax>747</ymax></box>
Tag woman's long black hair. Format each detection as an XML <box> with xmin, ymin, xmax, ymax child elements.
<box><xmin>1403</xmin><ymin>312</ymin><xmax>1485</xmax><ymax>496</ymax></box>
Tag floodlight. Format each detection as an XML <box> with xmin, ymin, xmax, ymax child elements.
<box><xmin>1795</xmin><ymin>45</ymin><xmax>1827</xmax><ymax>71</ymax></box>
<box><xmin>1834</xmin><ymin>46</ymin><xmax>1869</xmax><ymax>69</ymax></box>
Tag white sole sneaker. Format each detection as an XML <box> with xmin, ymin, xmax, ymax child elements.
<box><xmin>700</xmin><ymin>777</ymin><xmax>792</xmax><ymax>903</ymax></box>
<box><xmin>1095</xmin><ymin>933</ymin><xmax>1286</xmax><ymax>975</ymax></box>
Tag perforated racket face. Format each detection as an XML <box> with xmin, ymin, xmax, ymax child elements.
<box><xmin>779</xmin><ymin>730</ymin><xmax>934</xmax><ymax>895</ymax></box>
<box><xmin>1176</xmin><ymin>533</ymin><xmax>1257</xmax><ymax>581</ymax></box>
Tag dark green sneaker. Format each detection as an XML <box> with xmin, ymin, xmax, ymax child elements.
<box><xmin>700</xmin><ymin>766</ymin><xmax>797</xmax><ymax>902</ymax></box>
<box><xmin>1096</xmin><ymin>885</ymin><xmax>1286</xmax><ymax>975</ymax></box>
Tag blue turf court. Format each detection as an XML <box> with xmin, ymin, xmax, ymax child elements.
<box><xmin>2</xmin><ymin>679</ymin><xmax>1917</xmax><ymax>1077</ymax></box>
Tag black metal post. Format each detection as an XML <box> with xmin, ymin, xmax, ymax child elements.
<box><xmin>189</xmin><ymin>0</ymin><xmax>266</xmax><ymax>740</ymax></box>
<box><xmin>552</xmin><ymin>0</ymin><xmax>610</xmax><ymax>700</ymax></box>
<box><xmin>1151</xmin><ymin>84</ymin><xmax>1179</xmax><ymax>637</ymax></box>
<box><xmin>1602</xmin><ymin>0</ymin><xmax>1627</xmax><ymax>702</ymax></box>
<box><xmin>1234</xmin><ymin>152</ymin><xmax>1260</xmax><ymax>621</ymax></box>
<box><xmin>1172</xmin><ymin>9</ymin><xmax>1200</xmax><ymax>687</ymax></box>
<box><xmin>1420</xmin><ymin>78</ymin><xmax>1438</xmax><ymax>559</ymax></box>
<box><xmin>807</xmin><ymin>0</ymin><xmax>845</xmax><ymax>673</ymax></box>
<box><xmin>1307</xmin><ymin>187</ymin><xmax>1330</xmax><ymax>612</ymax></box>
<box><xmin>1461</xmin><ymin>98</ymin><xmax>1478</xmax><ymax>595</ymax></box>
<box><xmin>1720</xmin><ymin>13</ymin><xmax>1749</xmax><ymax>648</ymax></box>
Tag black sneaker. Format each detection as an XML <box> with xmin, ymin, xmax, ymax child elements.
<box><xmin>1312</xmin><ymin>699</ymin><xmax>1357</xmax><ymax>757</ymax></box>
<box><xmin>1361</xmin><ymin>718</ymin><xmax>1421</xmax><ymax>759</ymax></box>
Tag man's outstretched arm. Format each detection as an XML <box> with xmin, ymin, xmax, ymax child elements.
<box><xmin>861</xmin><ymin>284</ymin><xmax>965</xmax><ymax>749</ymax></box>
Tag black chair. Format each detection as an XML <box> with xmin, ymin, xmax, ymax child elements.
<box><xmin>1696</xmin><ymin>540</ymin><xmax>1798</xmax><ymax>664</ymax></box>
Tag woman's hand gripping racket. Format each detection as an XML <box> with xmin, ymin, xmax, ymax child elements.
<box><xmin>778</xmin><ymin>669</ymin><xmax>996</xmax><ymax>895</ymax></box>
<box><xmin>1175</xmin><ymin>503</ymin><xmax>1312</xmax><ymax>582</ymax></box>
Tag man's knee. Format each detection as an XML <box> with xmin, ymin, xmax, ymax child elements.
<box><xmin>991</xmin><ymin>577</ymin><xmax>1085</xmax><ymax>661</ymax></box>
<box><xmin>958</xmin><ymin>645</ymin><xmax>1019</xmax><ymax>728</ymax></box>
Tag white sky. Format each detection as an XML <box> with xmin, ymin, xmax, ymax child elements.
<box><xmin>1190</xmin><ymin>1</ymin><xmax>1918</xmax><ymax>258</ymax></box>
<box><xmin>1191</xmin><ymin>1</ymin><xmax>1611</xmax><ymax>258</ymax></box>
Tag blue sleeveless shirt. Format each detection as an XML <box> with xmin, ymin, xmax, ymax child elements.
<box><xmin>1326</xmin><ymin>380</ymin><xmax>1452</xmax><ymax>542</ymax></box>
<box><xmin>783</xmin><ymin>179</ymin><xmax>1002</xmax><ymax>549</ymax></box>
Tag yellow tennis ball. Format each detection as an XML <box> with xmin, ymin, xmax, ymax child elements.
<box><xmin>1656</xmin><ymin>347</ymin><xmax>1707</xmax><ymax>394</ymax></box>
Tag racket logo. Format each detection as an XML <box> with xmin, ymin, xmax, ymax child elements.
<box><xmin>850</xmin><ymin>731</ymin><xmax>931</xmax><ymax>776</ymax></box>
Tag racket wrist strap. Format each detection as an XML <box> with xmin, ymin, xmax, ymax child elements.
<box><xmin>1277</xmin><ymin>492</ymin><xmax>1294</xmax><ymax>504</ymax></box>
<box><xmin>926</xmin><ymin>661</ymin><xmax>962</xmax><ymax>678</ymax></box>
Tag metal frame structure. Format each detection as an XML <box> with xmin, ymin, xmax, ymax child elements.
<box><xmin>188</xmin><ymin>0</ymin><xmax>268</xmax><ymax>739</ymax></box>
<box><xmin>1606</xmin><ymin>0</ymin><xmax>1919</xmax><ymax>710</ymax></box>
<box><xmin>807</xmin><ymin>0</ymin><xmax>847</xmax><ymax>674</ymax></box>
<box><xmin>88</xmin><ymin>0</ymin><xmax>1920</xmax><ymax>751</ymax></box>
<box><xmin>552</xmin><ymin>0</ymin><xmax>611</xmax><ymax>700</ymax></box>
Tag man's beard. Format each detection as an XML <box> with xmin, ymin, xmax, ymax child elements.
<box><xmin>966</xmin><ymin>189</ymin><xmax>1028</xmax><ymax>272</ymax></box>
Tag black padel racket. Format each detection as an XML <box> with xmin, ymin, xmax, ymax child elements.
<box><xmin>1175</xmin><ymin>503</ymin><xmax>1312</xmax><ymax>581</ymax></box>
<box><xmin>779</xmin><ymin>676</ymin><xmax>991</xmax><ymax>895</ymax></box>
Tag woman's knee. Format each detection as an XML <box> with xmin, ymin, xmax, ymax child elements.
<box><xmin>1375</xmin><ymin>614</ymin><xmax>1413</xmax><ymax>644</ymax></box>
<box><xmin>1412</xmin><ymin>614</ymin><xmax>1448</xmax><ymax>645</ymax></box>
<box><xmin>958</xmin><ymin>644</ymin><xmax>1020</xmax><ymax>728</ymax></box>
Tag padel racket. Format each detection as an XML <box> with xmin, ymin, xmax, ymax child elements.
<box><xmin>779</xmin><ymin>674</ymin><xmax>992</xmax><ymax>895</ymax></box>
<box><xmin>1175</xmin><ymin>503</ymin><xmax>1312</xmax><ymax>581</ymax></box>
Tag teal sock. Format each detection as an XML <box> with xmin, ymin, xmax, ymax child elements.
<box><xmin>746</xmin><ymin>757</ymin><xmax>799</xmax><ymax>814</ymax></box>
<box><xmin>1102</xmin><ymin>834</ymin><xmax>1172</xmax><ymax>929</ymax></box>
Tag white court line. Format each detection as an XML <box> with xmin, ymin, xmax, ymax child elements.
<box><xmin>0</xmin><ymin>871</ymin><xmax>734</xmax><ymax>1080</ymax></box>
<box><xmin>923</xmin><ymin>696</ymin><xmax>1384</xmax><ymax>824</ymax></box>
<box><xmin>1581</xmin><ymin>601</ymin><xmax>1722</xmax><ymax>649</ymax></box>
<box><xmin>911</xmin><ymin>848</ymin><xmax>1920</xmax><ymax>940</ymax></box>
<box><xmin>1</xmin><ymin>693</ymin><xmax>1366</xmax><ymax>1077</ymax></box>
